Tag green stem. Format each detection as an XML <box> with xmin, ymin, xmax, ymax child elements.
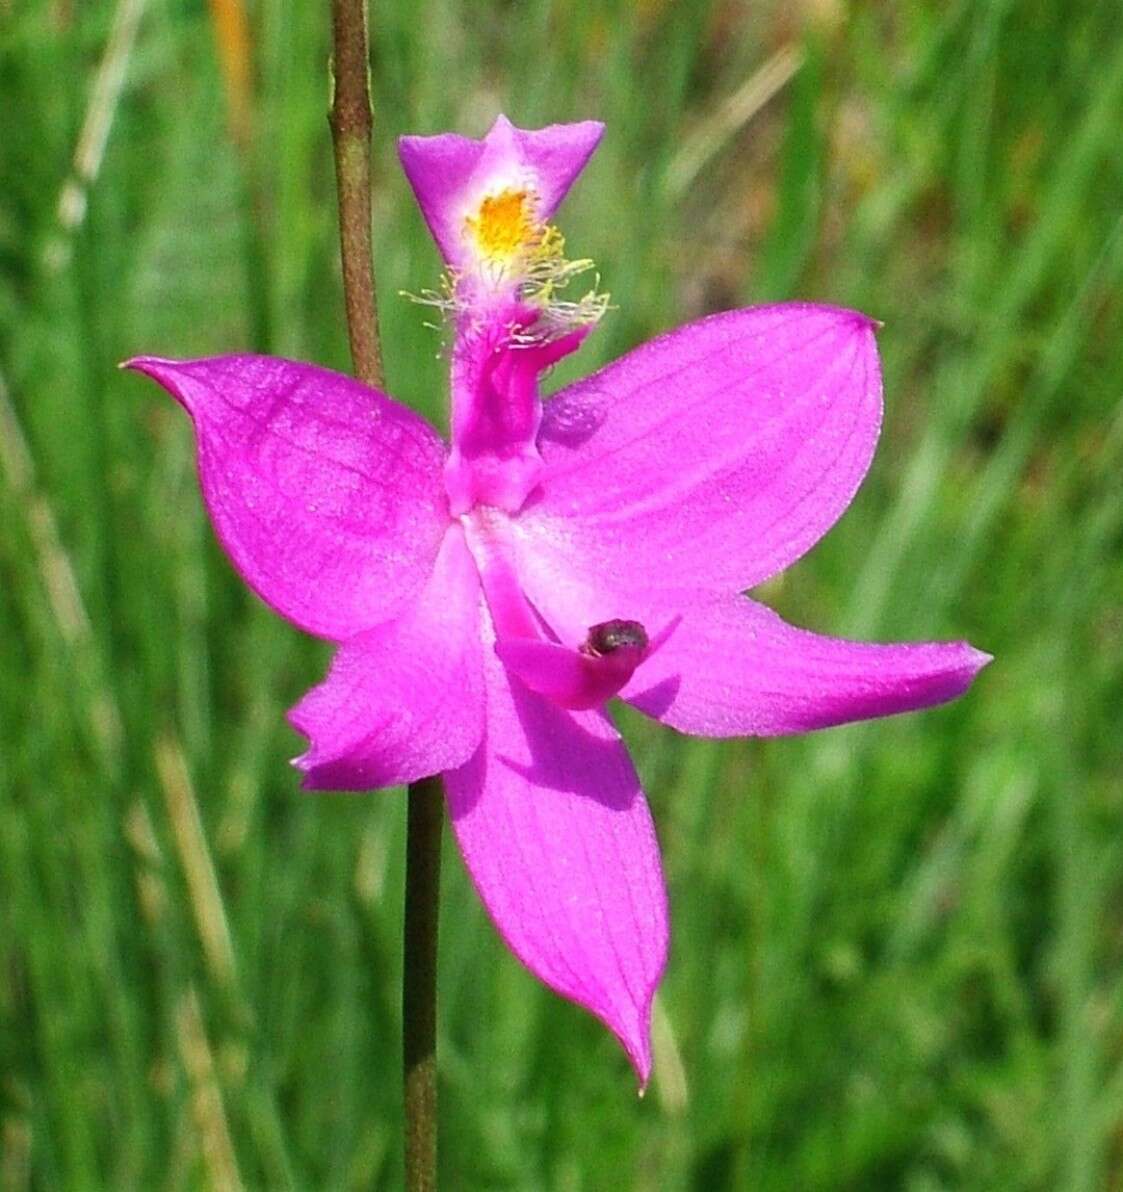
<box><xmin>403</xmin><ymin>776</ymin><xmax>443</xmax><ymax>1190</ymax></box>
<box><xmin>328</xmin><ymin>0</ymin><xmax>382</xmax><ymax>390</ymax></box>
<box><xmin>326</xmin><ymin>4</ymin><xmax>442</xmax><ymax>1186</ymax></box>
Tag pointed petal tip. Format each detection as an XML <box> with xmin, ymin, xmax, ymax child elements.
<box><xmin>486</xmin><ymin>111</ymin><xmax>604</xmax><ymax>139</ymax></box>
<box><xmin>837</xmin><ymin>306</ymin><xmax>882</xmax><ymax>334</ymax></box>
<box><xmin>121</xmin><ymin>354</ymin><xmax>176</xmax><ymax>377</ymax></box>
<box><xmin>557</xmin><ymin>116</ymin><xmax>605</xmax><ymax>143</ymax></box>
<box><xmin>573</xmin><ymin>986</ymin><xmax>654</xmax><ymax>1088</ymax></box>
<box><xmin>286</xmin><ymin>713</ymin><xmax>366</xmax><ymax>793</ymax></box>
<box><xmin>556</xmin><ymin>871</ymin><xmax>666</xmax><ymax>1091</ymax></box>
<box><xmin>121</xmin><ymin>354</ymin><xmax>192</xmax><ymax>389</ymax></box>
<box><xmin>937</xmin><ymin>641</ymin><xmax>992</xmax><ymax>706</ymax></box>
<box><xmin>626</xmin><ymin>1011</ymin><xmax>655</xmax><ymax>1091</ymax></box>
<box><xmin>122</xmin><ymin>356</ymin><xmax>197</xmax><ymax>411</ymax></box>
<box><xmin>286</xmin><ymin>730</ymin><xmax>317</xmax><ymax>778</ymax></box>
<box><xmin>792</xmin><ymin>304</ymin><xmax>880</xmax><ymax>336</ymax></box>
<box><xmin>965</xmin><ymin>644</ymin><xmax>994</xmax><ymax>673</ymax></box>
<box><xmin>600</xmin><ymin>958</ymin><xmax>662</xmax><ymax>1089</ymax></box>
<box><xmin>288</xmin><ymin>749</ymin><xmax>329</xmax><ymax>794</ymax></box>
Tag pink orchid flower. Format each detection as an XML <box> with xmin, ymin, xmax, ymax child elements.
<box><xmin>127</xmin><ymin>115</ymin><xmax>989</xmax><ymax>1084</ymax></box>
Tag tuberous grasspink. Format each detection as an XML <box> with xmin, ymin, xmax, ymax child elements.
<box><xmin>128</xmin><ymin>115</ymin><xmax>989</xmax><ymax>1084</ymax></box>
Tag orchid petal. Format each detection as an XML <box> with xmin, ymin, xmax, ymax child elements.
<box><xmin>445</xmin><ymin>650</ymin><xmax>668</xmax><ymax>1084</ymax></box>
<box><xmin>399</xmin><ymin>114</ymin><xmax>604</xmax><ymax>267</ymax></box>
<box><xmin>618</xmin><ymin>591</ymin><xmax>991</xmax><ymax>736</ymax></box>
<box><xmin>289</xmin><ymin>527</ymin><xmax>484</xmax><ymax>790</ymax></box>
<box><xmin>127</xmin><ymin>355</ymin><xmax>449</xmax><ymax>642</ymax></box>
<box><xmin>527</xmin><ymin>304</ymin><xmax>882</xmax><ymax>594</ymax></box>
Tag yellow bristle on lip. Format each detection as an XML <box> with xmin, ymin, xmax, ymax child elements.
<box><xmin>465</xmin><ymin>188</ymin><xmax>540</xmax><ymax>260</ymax></box>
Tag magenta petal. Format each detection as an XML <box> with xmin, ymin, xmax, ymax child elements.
<box><xmin>289</xmin><ymin>527</ymin><xmax>484</xmax><ymax>790</ymax></box>
<box><xmin>445</xmin><ymin>653</ymin><xmax>669</xmax><ymax>1083</ymax></box>
<box><xmin>527</xmin><ymin>303</ymin><xmax>882</xmax><ymax>593</ymax></box>
<box><xmin>126</xmin><ymin>355</ymin><xmax>449</xmax><ymax>642</ymax></box>
<box><xmin>621</xmin><ymin>592</ymin><xmax>991</xmax><ymax>736</ymax></box>
<box><xmin>399</xmin><ymin>114</ymin><xmax>604</xmax><ymax>266</ymax></box>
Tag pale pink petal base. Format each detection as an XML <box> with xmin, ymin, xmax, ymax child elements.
<box><xmin>289</xmin><ymin>527</ymin><xmax>485</xmax><ymax>789</ymax></box>
<box><xmin>621</xmin><ymin>591</ymin><xmax>991</xmax><ymax>737</ymax></box>
<box><xmin>445</xmin><ymin>650</ymin><xmax>669</xmax><ymax>1085</ymax></box>
<box><xmin>126</xmin><ymin>355</ymin><xmax>449</xmax><ymax>642</ymax></box>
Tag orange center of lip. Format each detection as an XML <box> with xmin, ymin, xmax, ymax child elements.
<box><xmin>466</xmin><ymin>188</ymin><xmax>539</xmax><ymax>260</ymax></box>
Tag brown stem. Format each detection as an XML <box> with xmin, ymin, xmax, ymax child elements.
<box><xmin>402</xmin><ymin>776</ymin><xmax>442</xmax><ymax>1191</ymax></box>
<box><xmin>328</xmin><ymin>0</ymin><xmax>383</xmax><ymax>389</ymax></box>
<box><xmin>327</xmin><ymin>6</ymin><xmax>442</xmax><ymax>1187</ymax></box>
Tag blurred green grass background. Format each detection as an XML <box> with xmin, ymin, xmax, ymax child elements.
<box><xmin>2</xmin><ymin>0</ymin><xmax>1122</xmax><ymax>1187</ymax></box>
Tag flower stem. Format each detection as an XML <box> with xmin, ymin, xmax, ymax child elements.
<box><xmin>403</xmin><ymin>775</ymin><xmax>443</xmax><ymax>1190</ymax></box>
<box><xmin>328</xmin><ymin>0</ymin><xmax>382</xmax><ymax>389</ymax></box>
<box><xmin>327</xmin><ymin>5</ymin><xmax>442</xmax><ymax>1186</ymax></box>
